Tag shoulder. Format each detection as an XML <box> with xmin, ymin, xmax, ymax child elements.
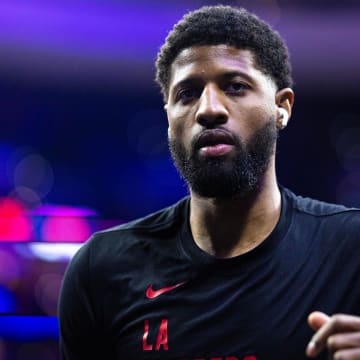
<box><xmin>101</xmin><ymin>196</ymin><xmax>189</xmax><ymax>234</ymax></box>
<box><xmin>283</xmin><ymin>186</ymin><xmax>360</xmax><ymax>219</ymax></box>
<box><xmin>70</xmin><ymin>196</ymin><xmax>189</xmax><ymax>267</ymax></box>
<box><xmin>282</xmin><ymin>187</ymin><xmax>360</xmax><ymax>243</ymax></box>
<box><xmin>94</xmin><ymin>196</ymin><xmax>189</xmax><ymax>250</ymax></box>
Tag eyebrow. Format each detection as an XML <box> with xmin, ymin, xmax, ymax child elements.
<box><xmin>171</xmin><ymin>70</ymin><xmax>254</xmax><ymax>93</ymax></box>
<box><xmin>221</xmin><ymin>71</ymin><xmax>254</xmax><ymax>83</ymax></box>
<box><xmin>171</xmin><ymin>77</ymin><xmax>200</xmax><ymax>95</ymax></box>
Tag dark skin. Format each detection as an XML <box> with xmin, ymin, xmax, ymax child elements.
<box><xmin>165</xmin><ymin>44</ymin><xmax>360</xmax><ymax>358</ymax></box>
<box><xmin>166</xmin><ymin>44</ymin><xmax>292</xmax><ymax>257</ymax></box>
<box><xmin>307</xmin><ymin>312</ymin><xmax>360</xmax><ymax>359</ymax></box>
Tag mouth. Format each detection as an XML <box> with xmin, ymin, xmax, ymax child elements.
<box><xmin>194</xmin><ymin>129</ymin><xmax>235</xmax><ymax>157</ymax></box>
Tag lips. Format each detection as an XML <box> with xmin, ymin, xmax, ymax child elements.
<box><xmin>195</xmin><ymin>129</ymin><xmax>235</xmax><ymax>149</ymax></box>
<box><xmin>194</xmin><ymin>129</ymin><xmax>236</xmax><ymax>157</ymax></box>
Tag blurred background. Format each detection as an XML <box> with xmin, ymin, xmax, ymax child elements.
<box><xmin>0</xmin><ymin>0</ymin><xmax>359</xmax><ymax>358</ymax></box>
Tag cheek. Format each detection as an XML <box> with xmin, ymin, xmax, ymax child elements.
<box><xmin>167</xmin><ymin>118</ymin><xmax>182</xmax><ymax>141</ymax></box>
<box><xmin>229</xmin><ymin>105</ymin><xmax>275</xmax><ymax>142</ymax></box>
<box><xmin>167</xmin><ymin>117</ymin><xmax>198</xmax><ymax>151</ymax></box>
<box><xmin>244</xmin><ymin>104</ymin><xmax>275</xmax><ymax>130</ymax></box>
<box><xmin>167</xmin><ymin>109</ymin><xmax>192</xmax><ymax>139</ymax></box>
<box><xmin>228</xmin><ymin>107</ymin><xmax>260</xmax><ymax>137</ymax></box>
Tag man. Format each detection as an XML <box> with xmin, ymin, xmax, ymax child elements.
<box><xmin>58</xmin><ymin>5</ymin><xmax>360</xmax><ymax>360</ymax></box>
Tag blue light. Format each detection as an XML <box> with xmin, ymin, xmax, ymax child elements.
<box><xmin>0</xmin><ymin>286</ymin><xmax>16</xmax><ymax>313</ymax></box>
<box><xmin>0</xmin><ymin>316</ymin><xmax>59</xmax><ymax>341</ymax></box>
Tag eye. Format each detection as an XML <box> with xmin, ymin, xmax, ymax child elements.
<box><xmin>227</xmin><ymin>82</ymin><xmax>249</xmax><ymax>93</ymax></box>
<box><xmin>177</xmin><ymin>88</ymin><xmax>200</xmax><ymax>102</ymax></box>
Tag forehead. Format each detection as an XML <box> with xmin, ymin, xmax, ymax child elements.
<box><xmin>169</xmin><ymin>44</ymin><xmax>270</xmax><ymax>88</ymax></box>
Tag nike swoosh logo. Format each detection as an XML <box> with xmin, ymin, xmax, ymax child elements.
<box><xmin>146</xmin><ymin>282</ymin><xmax>186</xmax><ymax>299</ymax></box>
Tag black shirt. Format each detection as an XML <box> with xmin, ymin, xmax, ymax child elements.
<box><xmin>58</xmin><ymin>187</ymin><xmax>360</xmax><ymax>359</ymax></box>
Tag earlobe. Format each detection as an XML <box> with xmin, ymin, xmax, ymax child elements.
<box><xmin>277</xmin><ymin>108</ymin><xmax>289</xmax><ymax>129</ymax></box>
<box><xmin>275</xmin><ymin>87</ymin><xmax>295</xmax><ymax>129</ymax></box>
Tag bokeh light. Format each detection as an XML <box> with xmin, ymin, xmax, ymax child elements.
<box><xmin>0</xmin><ymin>197</ymin><xmax>32</xmax><ymax>241</ymax></box>
<box><xmin>28</xmin><ymin>243</ymin><xmax>82</xmax><ymax>262</ymax></box>
<box><xmin>13</xmin><ymin>153</ymin><xmax>54</xmax><ymax>199</ymax></box>
<box><xmin>41</xmin><ymin>216</ymin><xmax>91</xmax><ymax>242</ymax></box>
<box><xmin>0</xmin><ymin>249</ymin><xmax>21</xmax><ymax>284</ymax></box>
<box><xmin>11</xmin><ymin>186</ymin><xmax>42</xmax><ymax>209</ymax></box>
<box><xmin>0</xmin><ymin>243</ymin><xmax>80</xmax><ymax>316</ymax></box>
<box><xmin>0</xmin><ymin>286</ymin><xmax>16</xmax><ymax>313</ymax></box>
<box><xmin>0</xmin><ymin>316</ymin><xmax>59</xmax><ymax>340</ymax></box>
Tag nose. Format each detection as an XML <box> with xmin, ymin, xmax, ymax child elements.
<box><xmin>195</xmin><ymin>84</ymin><xmax>228</xmax><ymax>127</ymax></box>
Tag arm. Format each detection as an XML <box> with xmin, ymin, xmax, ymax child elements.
<box><xmin>306</xmin><ymin>311</ymin><xmax>360</xmax><ymax>359</ymax></box>
<box><xmin>58</xmin><ymin>240</ymin><xmax>106</xmax><ymax>359</ymax></box>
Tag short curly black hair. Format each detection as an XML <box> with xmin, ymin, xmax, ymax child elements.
<box><xmin>155</xmin><ymin>5</ymin><xmax>293</xmax><ymax>102</ymax></box>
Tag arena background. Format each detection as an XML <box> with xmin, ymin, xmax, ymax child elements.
<box><xmin>0</xmin><ymin>0</ymin><xmax>359</xmax><ymax>358</ymax></box>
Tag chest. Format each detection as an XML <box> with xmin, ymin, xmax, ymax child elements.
<box><xmin>101</xmin><ymin>262</ymin><xmax>339</xmax><ymax>360</ymax></box>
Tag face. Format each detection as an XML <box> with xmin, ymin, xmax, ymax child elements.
<box><xmin>166</xmin><ymin>45</ymin><xmax>289</xmax><ymax>198</ymax></box>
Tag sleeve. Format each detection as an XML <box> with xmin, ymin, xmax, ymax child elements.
<box><xmin>58</xmin><ymin>237</ymin><xmax>108</xmax><ymax>359</ymax></box>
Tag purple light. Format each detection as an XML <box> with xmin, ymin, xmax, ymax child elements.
<box><xmin>0</xmin><ymin>2</ymin><xmax>358</xmax><ymax>87</ymax></box>
<box><xmin>41</xmin><ymin>216</ymin><xmax>91</xmax><ymax>242</ymax></box>
<box><xmin>0</xmin><ymin>2</ymin><xmax>357</xmax><ymax>63</ymax></box>
<box><xmin>0</xmin><ymin>249</ymin><xmax>21</xmax><ymax>283</ymax></box>
<box><xmin>0</xmin><ymin>2</ymin><xmax>183</xmax><ymax>58</ymax></box>
<box><xmin>32</xmin><ymin>204</ymin><xmax>97</xmax><ymax>217</ymax></box>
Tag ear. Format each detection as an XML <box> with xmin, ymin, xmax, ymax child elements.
<box><xmin>275</xmin><ymin>88</ymin><xmax>295</xmax><ymax>130</ymax></box>
<box><xmin>164</xmin><ymin>103</ymin><xmax>169</xmax><ymax>125</ymax></box>
<box><xmin>163</xmin><ymin>103</ymin><xmax>171</xmax><ymax>138</ymax></box>
<box><xmin>167</xmin><ymin>127</ymin><xmax>172</xmax><ymax>139</ymax></box>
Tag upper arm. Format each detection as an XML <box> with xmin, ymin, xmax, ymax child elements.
<box><xmin>58</xmin><ymin>239</ymin><xmax>105</xmax><ymax>359</ymax></box>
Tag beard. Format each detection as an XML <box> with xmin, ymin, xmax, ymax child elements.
<box><xmin>168</xmin><ymin>118</ymin><xmax>278</xmax><ymax>199</ymax></box>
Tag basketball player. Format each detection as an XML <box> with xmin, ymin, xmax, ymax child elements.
<box><xmin>59</xmin><ymin>5</ymin><xmax>360</xmax><ymax>359</ymax></box>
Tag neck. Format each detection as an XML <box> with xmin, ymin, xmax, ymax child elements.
<box><xmin>189</xmin><ymin>166</ymin><xmax>281</xmax><ymax>258</ymax></box>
